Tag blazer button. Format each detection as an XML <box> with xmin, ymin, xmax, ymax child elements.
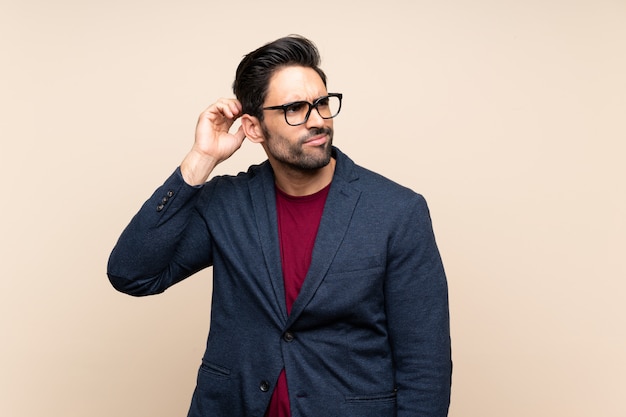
<box><xmin>259</xmin><ymin>380</ymin><xmax>270</xmax><ymax>392</ymax></box>
<box><xmin>283</xmin><ymin>331</ymin><xmax>294</xmax><ymax>342</ymax></box>
<box><xmin>156</xmin><ymin>204</ymin><xmax>165</xmax><ymax>212</ymax></box>
<box><xmin>166</xmin><ymin>190</ymin><xmax>174</xmax><ymax>197</ymax></box>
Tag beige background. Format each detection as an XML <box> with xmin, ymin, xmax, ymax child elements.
<box><xmin>1</xmin><ymin>0</ymin><xmax>625</xmax><ymax>416</ymax></box>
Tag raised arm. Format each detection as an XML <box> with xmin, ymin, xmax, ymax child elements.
<box><xmin>181</xmin><ymin>98</ymin><xmax>246</xmax><ymax>185</ymax></box>
<box><xmin>107</xmin><ymin>99</ymin><xmax>246</xmax><ymax>295</ymax></box>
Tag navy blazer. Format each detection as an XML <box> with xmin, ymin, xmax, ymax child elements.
<box><xmin>108</xmin><ymin>147</ymin><xmax>451</xmax><ymax>417</ymax></box>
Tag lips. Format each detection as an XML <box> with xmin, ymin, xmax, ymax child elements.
<box><xmin>304</xmin><ymin>134</ymin><xmax>327</xmax><ymax>146</ymax></box>
<box><xmin>302</xmin><ymin>128</ymin><xmax>332</xmax><ymax>146</ymax></box>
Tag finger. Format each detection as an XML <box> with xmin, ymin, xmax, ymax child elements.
<box><xmin>233</xmin><ymin>124</ymin><xmax>246</xmax><ymax>143</ymax></box>
<box><xmin>214</xmin><ymin>98</ymin><xmax>242</xmax><ymax>120</ymax></box>
<box><xmin>202</xmin><ymin>105</ymin><xmax>234</xmax><ymax>128</ymax></box>
<box><xmin>230</xmin><ymin>99</ymin><xmax>243</xmax><ymax>115</ymax></box>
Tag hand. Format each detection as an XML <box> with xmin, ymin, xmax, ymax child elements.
<box><xmin>181</xmin><ymin>99</ymin><xmax>246</xmax><ymax>185</ymax></box>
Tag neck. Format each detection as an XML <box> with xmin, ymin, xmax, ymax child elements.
<box><xmin>272</xmin><ymin>157</ymin><xmax>336</xmax><ymax>196</ymax></box>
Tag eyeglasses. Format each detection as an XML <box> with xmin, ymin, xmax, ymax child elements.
<box><xmin>262</xmin><ymin>93</ymin><xmax>343</xmax><ymax>126</ymax></box>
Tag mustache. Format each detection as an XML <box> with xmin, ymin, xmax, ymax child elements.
<box><xmin>299</xmin><ymin>127</ymin><xmax>333</xmax><ymax>143</ymax></box>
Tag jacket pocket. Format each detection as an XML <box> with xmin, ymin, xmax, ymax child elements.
<box><xmin>327</xmin><ymin>255</ymin><xmax>384</xmax><ymax>275</ymax></box>
<box><xmin>342</xmin><ymin>390</ymin><xmax>397</xmax><ymax>417</ymax></box>
<box><xmin>345</xmin><ymin>390</ymin><xmax>397</xmax><ymax>403</ymax></box>
<box><xmin>189</xmin><ymin>362</ymin><xmax>236</xmax><ymax>416</ymax></box>
<box><xmin>199</xmin><ymin>361</ymin><xmax>231</xmax><ymax>379</ymax></box>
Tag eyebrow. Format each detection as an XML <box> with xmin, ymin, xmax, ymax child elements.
<box><xmin>277</xmin><ymin>94</ymin><xmax>329</xmax><ymax>105</ymax></box>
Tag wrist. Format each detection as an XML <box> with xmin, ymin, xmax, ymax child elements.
<box><xmin>180</xmin><ymin>149</ymin><xmax>219</xmax><ymax>186</ymax></box>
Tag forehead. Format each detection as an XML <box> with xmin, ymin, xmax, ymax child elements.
<box><xmin>265</xmin><ymin>65</ymin><xmax>327</xmax><ymax>104</ymax></box>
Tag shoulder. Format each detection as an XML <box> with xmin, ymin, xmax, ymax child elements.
<box><xmin>203</xmin><ymin>160</ymin><xmax>269</xmax><ymax>189</ymax></box>
<box><xmin>334</xmin><ymin>147</ymin><xmax>426</xmax><ymax>207</ymax></box>
<box><xmin>195</xmin><ymin>160</ymin><xmax>271</xmax><ymax>205</ymax></box>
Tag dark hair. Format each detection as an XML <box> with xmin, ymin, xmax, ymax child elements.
<box><xmin>232</xmin><ymin>35</ymin><xmax>327</xmax><ymax>120</ymax></box>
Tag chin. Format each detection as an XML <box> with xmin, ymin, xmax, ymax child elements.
<box><xmin>301</xmin><ymin>143</ymin><xmax>332</xmax><ymax>170</ymax></box>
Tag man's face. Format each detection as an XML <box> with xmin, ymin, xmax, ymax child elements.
<box><xmin>260</xmin><ymin>65</ymin><xmax>334</xmax><ymax>171</ymax></box>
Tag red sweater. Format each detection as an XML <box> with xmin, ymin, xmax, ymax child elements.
<box><xmin>265</xmin><ymin>184</ymin><xmax>330</xmax><ymax>417</ymax></box>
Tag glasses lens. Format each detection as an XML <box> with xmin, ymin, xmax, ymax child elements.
<box><xmin>285</xmin><ymin>95</ymin><xmax>341</xmax><ymax>125</ymax></box>
<box><xmin>285</xmin><ymin>102</ymin><xmax>310</xmax><ymax>126</ymax></box>
<box><xmin>316</xmin><ymin>95</ymin><xmax>341</xmax><ymax>119</ymax></box>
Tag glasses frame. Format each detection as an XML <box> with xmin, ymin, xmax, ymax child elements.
<box><xmin>262</xmin><ymin>93</ymin><xmax>343</xmax><ymax>126</ymax></box>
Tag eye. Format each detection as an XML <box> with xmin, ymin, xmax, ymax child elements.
<box><xmin>317</xmin><ymin>97</ymin><xmax>330</xmax><ymax>108</ymax></box>
<box><xmin>285</xmin><ymin>102</ymin><xmax>307</xmax><ymax>114</ymax></box>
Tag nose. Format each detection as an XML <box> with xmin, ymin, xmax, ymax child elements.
<box><xmin>305</xmin><ymin>106</ymin><xmax>325</xmax><ymax>128</ymax></box>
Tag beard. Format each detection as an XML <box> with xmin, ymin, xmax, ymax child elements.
<box><xmin>261</xmin><ymin>124</ymin><xmax>334</xmax><ymax>171</ymax></box>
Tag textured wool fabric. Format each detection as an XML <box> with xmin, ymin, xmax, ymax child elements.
<box><xmin>108</xmin><ymin>147</ymin><xmax>451</xmax><ymax>417</ymax></box>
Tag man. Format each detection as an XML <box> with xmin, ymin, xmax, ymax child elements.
<box><xmin>108</xmin><ymin>35</ymin><xmax>452</xmax><ymax>417</ymax></box>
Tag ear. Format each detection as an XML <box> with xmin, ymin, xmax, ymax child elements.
<box><xmin>241</xmin><ymin>114</ymin><xmax>265</xmax><ymax>143</ymax></box>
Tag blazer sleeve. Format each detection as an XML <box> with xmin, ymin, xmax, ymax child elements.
<box><xmin>107</xmin><ymin>167</ymin><xmax>213</xmax><ymax>296</ymax></box>
<box><xmin>384</xmin><ymin>194</ymin><xmax>452</xmax><ymax>416</ymax></box>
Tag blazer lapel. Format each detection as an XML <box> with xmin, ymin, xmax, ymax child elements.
<box><xmin>249</xmin><ymin>163</ymin><xmax>289</xmax><ymax>324</ymax></box>
<box><xmin>286</xmin><ymin>176</ymin><xmax>361</xmax><ymax>326</ymax></box>
<box><xmin>248</xmin><ymin>148</ymin><xmax>361</xmax><ymax>328</ymax></box>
